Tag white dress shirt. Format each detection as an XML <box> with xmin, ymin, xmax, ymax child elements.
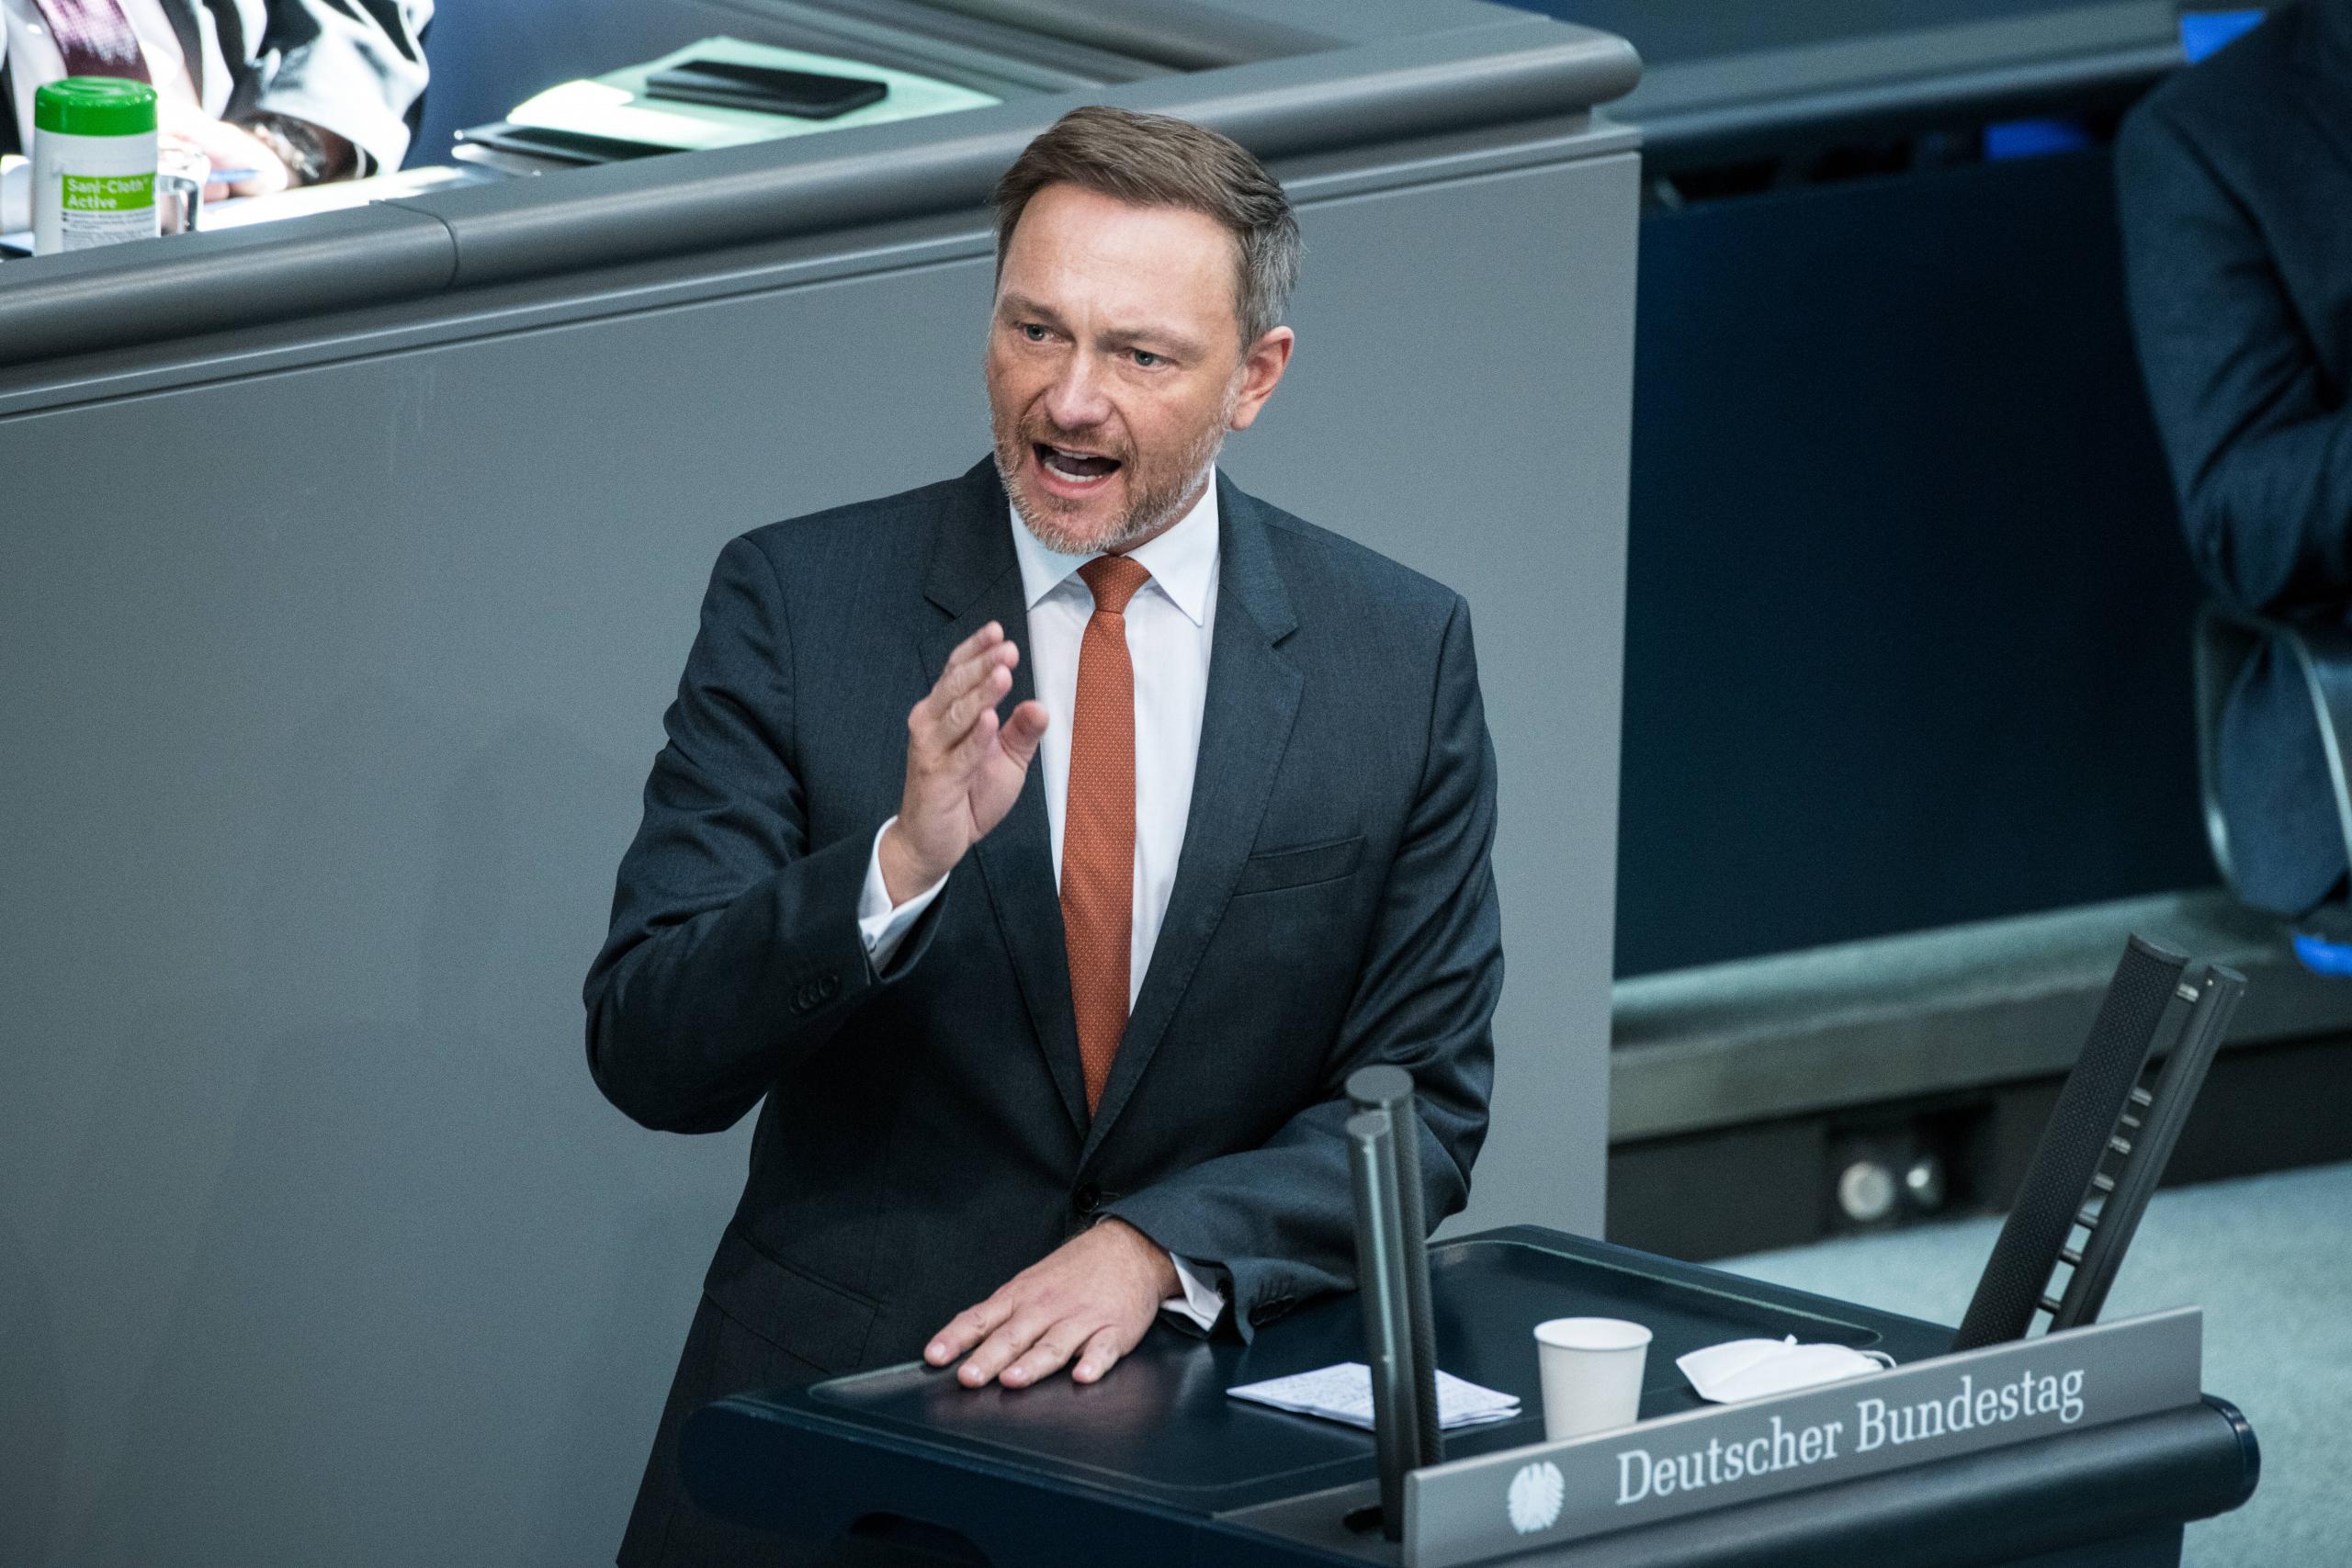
<box><xmin>855</xmin><ymin>475</ymin><xmax>1227</xmax><ymax>1329</ymax></box>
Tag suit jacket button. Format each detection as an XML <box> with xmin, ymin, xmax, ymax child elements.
<box><xmin>819</xmin><ymin>973</ymin><xmax>841</xmax><ymax>998</ymax></box>
<box><xmin>1072</xmin><ymin>1183</ymin><xmax>1102</xmax><ymax>1218</ymax></box>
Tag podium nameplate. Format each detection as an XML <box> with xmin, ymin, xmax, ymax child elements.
<box><xmin>1403</xmin><ymin>1308</ymin><xmax>2203</xmax><ymax>1566</ymax></box>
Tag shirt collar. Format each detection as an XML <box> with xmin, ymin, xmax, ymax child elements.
<box><xmin>1009</xmin><ymin>470</ymin><xmax>1220</xmax><ymax>627</ymax></box>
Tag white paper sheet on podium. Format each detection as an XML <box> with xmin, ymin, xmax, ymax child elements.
<box><xmin>1227</xmin><ymin>1363</ymin><xmax>1522</xmax><ymax>1431</ymax></box>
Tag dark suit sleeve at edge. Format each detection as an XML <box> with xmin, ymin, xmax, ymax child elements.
<box><xmin>2116</xmin><ymin>96</ymin><xmax>2352</xmax><ymax>614</ymax></box>
<box><xmin>582</xmin><ymin>536</ymin><xmax>942</xmax><ymax>1134</ymax></box>
<box><xmin>1104</xmin><ymin>595</ymin><xmax>1501</xmax><ymax>1340</ymax></box>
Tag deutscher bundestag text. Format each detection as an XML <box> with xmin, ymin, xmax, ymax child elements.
<box><xmin>1617</xmin><ymin>1368</ymin><xmax>2088</xmax><ymax>1506</ymax></box>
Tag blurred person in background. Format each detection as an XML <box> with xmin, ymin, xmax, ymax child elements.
<box><xmin>2118</xmin><ymin>0</ymin><xmax>2352</xmax><ymax>923</ymax></box>
<box><xmin>1</xmin><ymin>0</ymin><xmax>430</xmax><ymax>200</ymax></box>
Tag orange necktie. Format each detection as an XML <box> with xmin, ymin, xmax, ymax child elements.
<box><xmin>1063</xmin><ymin>555</ymin><xmax>1150</xmax><ymax>1114</ymax></box>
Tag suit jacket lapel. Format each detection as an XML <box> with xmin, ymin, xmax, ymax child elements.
<box><xmin>920</xmin><ymin>461</ymin><xmax>1090</xmax><ymax>1136</ymax></box>
<box><xmin>1082</xmin><ymin>473</ymin><xmax>1303</xmax><ymax>1164</ymax></box>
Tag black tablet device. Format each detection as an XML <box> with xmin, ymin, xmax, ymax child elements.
<box><xmin>644</xmin><ymin>60</ymin><xmax>888</xmax><ymax>119</ymax></box>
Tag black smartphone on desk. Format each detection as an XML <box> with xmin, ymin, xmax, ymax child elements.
<box><xmin>643</xmin><ymin>60</ymin><xmax>888</xmax><ymax>118</ymax></box>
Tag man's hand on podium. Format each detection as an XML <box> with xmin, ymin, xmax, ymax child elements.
<box><xmin>925</xmin><ymin>1219</ymin><xmax>1181</xmax><ymax>1389</ymax></box>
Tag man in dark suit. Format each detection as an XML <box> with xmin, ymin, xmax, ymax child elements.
<box><xmin>585</xmin><ymin>105</ymin><xmax>1501</xmax><ymax>1564</ymax></box>
<box><xmin>0</xmin><ymin>0</ymin><xmax>429</xmax><ymax>197</ymax></box>
<box><xmin>2116</xmin><ymin>0</ymin><xmax>2352</xmax><ymax>917</ymax></box>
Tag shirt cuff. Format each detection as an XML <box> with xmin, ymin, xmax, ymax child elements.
<box><xmin>1</xmin><ymin>159</ymin><xmax>29</xmax><ymax>234</ymax></box>
<box><xmin>857</xmin><ymin>818</ymin><xmax>948</xmax><ymax>971</ymax></box>
<box><xmin>1162</xmin><ymin>1254</ymin><xmax>1228</xmax><ymax>1331</ymax></box>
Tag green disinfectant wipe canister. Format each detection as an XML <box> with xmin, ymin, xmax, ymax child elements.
<box><xmin>33</xmin><ymin>77</ymin><xmax>159</xmax><ymax>256</ymax></box>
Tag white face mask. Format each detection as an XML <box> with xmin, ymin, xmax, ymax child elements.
<box><xmin>1677</xmin><ymin>1337</ymin><xmax>1896</xmax><ymax>1404</ymax></box>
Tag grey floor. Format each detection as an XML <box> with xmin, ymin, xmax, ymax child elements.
<box><xmin>1715</xmin><ymin>1162</ymin><xmax>2352</xmax><ymax>1568</ymax></box>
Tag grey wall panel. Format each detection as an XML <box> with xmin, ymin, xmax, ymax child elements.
<box><xmin>1225</xmin><ymin>152</ymin><xmax>1636</xmax><ymax>1245</ymax></box>
<box><xmin>0</xmin><ymin>141</ymin><xmax>1632</xmax><ymax>1564</ymax></box>
<box><xmin>0</xmin><ymin>259</ymin><xmax>997</xmax><ymax>1568</ymax></box>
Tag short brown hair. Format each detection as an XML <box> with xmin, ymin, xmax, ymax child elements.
<box><xmin>993</xmin><ymin>105</ymin><xmax>1302</xmax><ymax>346</ymax></box>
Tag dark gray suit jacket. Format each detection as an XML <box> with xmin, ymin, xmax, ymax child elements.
<box><xmin>0</xmin><ymin>0</ymin><xmax>430</xmax><ymax>172</ymax></box>
<box><xmin>586</xmin><ymin>459</ymin><xmax>1500</xmax><ymax>1565</ymax></box>
<box><xmin>2117</xmin><ymin>0</ymin><xmax>2352</xmax><ymax>915</ymax></box>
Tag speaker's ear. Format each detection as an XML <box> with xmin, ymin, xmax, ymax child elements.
<box><xmin>1952</xmin><ymin>936</ymin><xmax>2191</xmax><ymax>1351</ymax></box>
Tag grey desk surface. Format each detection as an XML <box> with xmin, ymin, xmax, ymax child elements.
<box><xmin>1611</xmin><ymin>890</ymin><xmax>2352</xmax><ymax>1144</ymax></box>
<box><xmin>1502</xmin><ymin>0</ymin><xmax>2184</xmax><ymax>168</ymax></box>
<box><xmin>1507</xmin><ymin>0</ymin><xmax>2172</xmax><ymax>68</ymax></box>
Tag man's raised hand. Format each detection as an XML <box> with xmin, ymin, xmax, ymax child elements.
<box><xmin>879</xmin><ymin>622</ymin><xmax>1049</xmax><ymax>904</ymax></box>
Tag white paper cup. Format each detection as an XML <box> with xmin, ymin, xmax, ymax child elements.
<box><xmin>1534</xmin><ymin>1317</ymin><xmax>1652</xmax><ymax>1441</ymax></box>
